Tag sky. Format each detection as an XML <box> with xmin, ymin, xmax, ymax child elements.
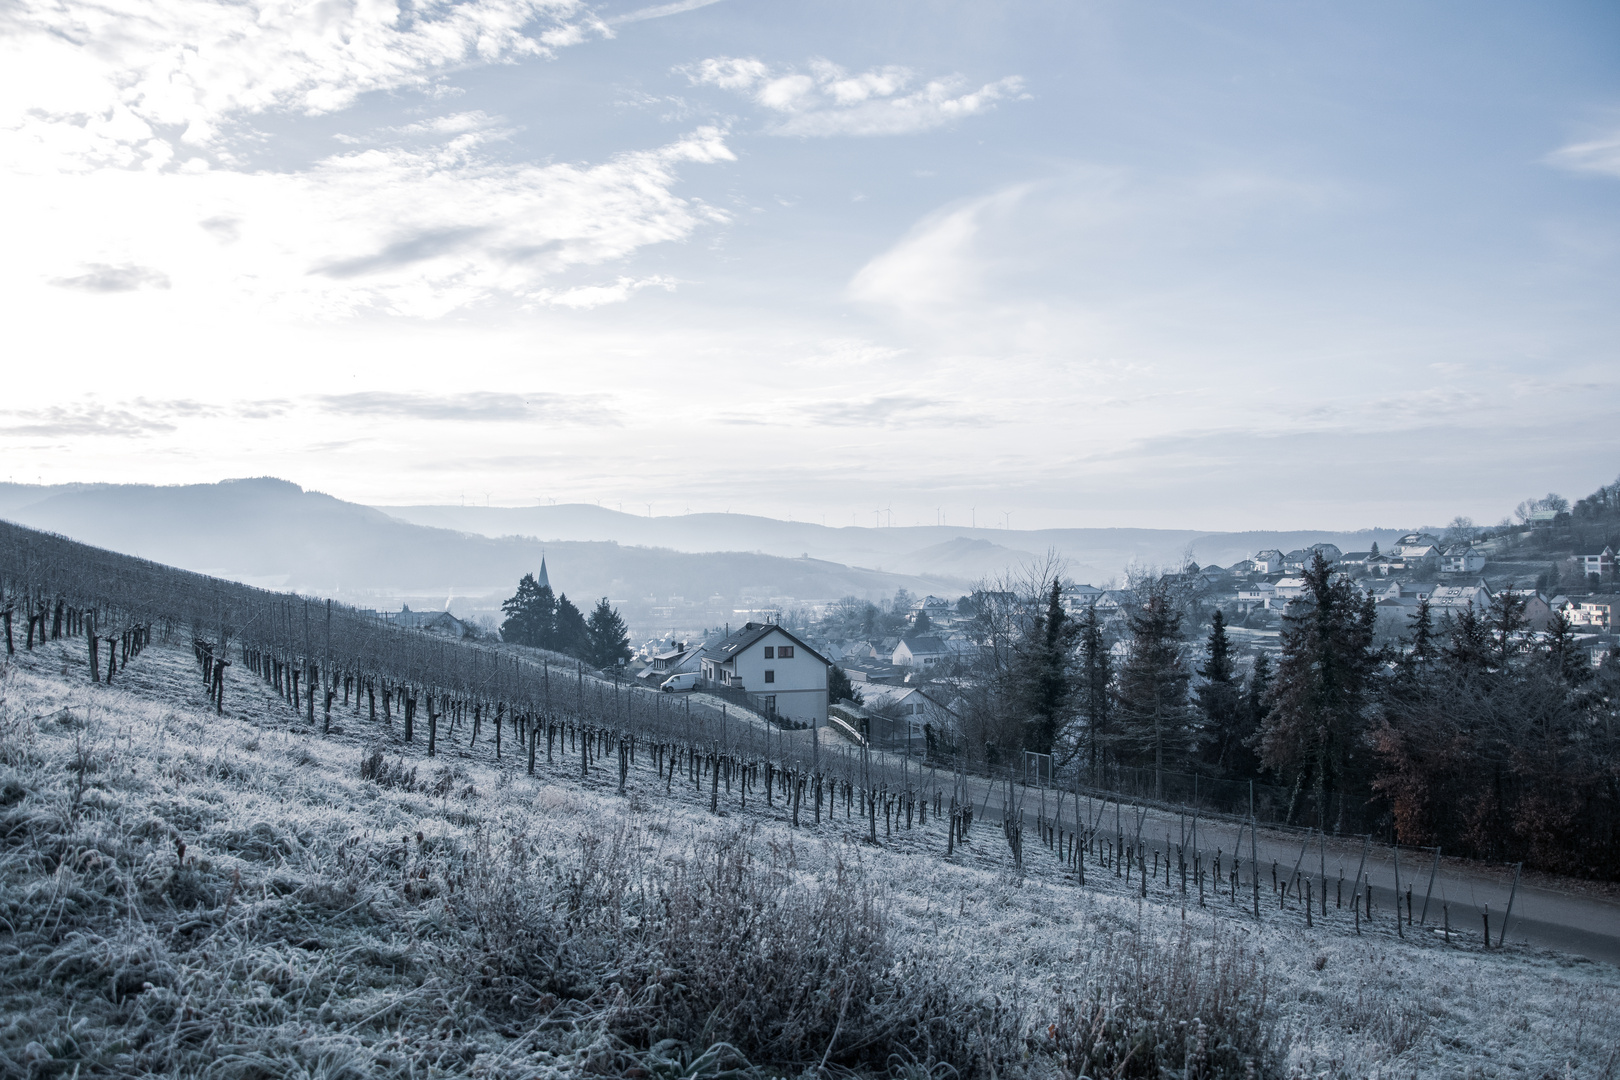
<box><xmin>1</xmin><ymin>0</ymin><xmax>1618</xmax><ymax>531</ymax></box>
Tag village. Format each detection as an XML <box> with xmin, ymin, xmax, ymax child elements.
<box><xmin>608</xmin><ymin>523</ymin><xmax>1620</xmax><ymax>760</ymax></box>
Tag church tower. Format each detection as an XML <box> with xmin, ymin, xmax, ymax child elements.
<box><xmin>537</xmin><ymin>555</ymin><xmax>550</xmax><ymax>591</ymax></box>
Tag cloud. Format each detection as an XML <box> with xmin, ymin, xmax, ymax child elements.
<box><xmin>18</xmin><ymin>126</ymin><xmax>734</xmax><ymax>317</ymax></box>
<box><xmin>608</xmin><ymin>0</ymin><xmax>727</xmax><ymax>26</ymax></box>
<box><xmin>848</xmin><ymin>185</ymin><xmax>1029</xmax><ymax>311</ymax></box>
<box><xmin>803</xmin><ymin>394</ymin><xmax>994</xmax><ymax>428</ymax></box>
<box><xmin>1546</xmin><ymin>130</ymin><xmax>1620</xmax><ymax>178</ymax></box>
<box><xmin>48</xmin><ymin>264</ymin><xmax>172</xmax><ymax>292</ymax></box>
<box><xmin>314</xmin><ymin>391</ymin><xmax>620</xmax><ymax>424</ymax></box>
<box><xmin>538</xmin><ymin>275</ymin><xmax>677</xmax><ymax>308</ymax></box>
<box><xmin>688</xmin><ymin>57</ymin><xmax>1025</xmax><ymax>137</ymax></box>
<box><xmin>718</xmin><ymin>394</ymin><xmax>993</xmax><ymax>428</ymax></box>
<box><xmin>0</xmin><ymin>0</ymin><xmax>594</xmax><ymax>171</ymax></box>
<box><xmin>0</xmin><ymin>398</ymin><xmax>217</xmax><ymax>437</ymax></box>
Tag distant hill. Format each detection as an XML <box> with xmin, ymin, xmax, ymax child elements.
<box><xmin>379</xmin><ymin>502</ymin><xmax>1406</xmax><ymax>582</ymax></box>
<box><xmin>0</xmin><ymin>478</ymin><xmax>1411</xmax><ymax>637</ymax></box>
<box><xmin>0</xmin><ymin>480</ymin><xmax>948</xmax><ymax>635</ymax></box>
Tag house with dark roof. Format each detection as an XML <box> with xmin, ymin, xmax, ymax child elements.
<box><xmin>388</xmin><ymin>605</ymin><xmax>473</xmax><ymax>639</ymax></box>
<box><xmin>700</xmin><ymin>621</ymin><xmax>830</xmax><ymax>724</ymax></box>
<box><xmin>1441</xmin><ymin>545</ymin><xmax>1487</xmax><ymax>574</ymax></box>
<box><xmin>892</xmin><ymin>634</ymin><xmax>948</xmax><ymax>668</ymax></box>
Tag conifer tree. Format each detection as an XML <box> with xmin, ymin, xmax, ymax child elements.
<box><xmin>1406</xmin><ymin>597</ymin><xmax>1437</xmax><ymax>665</ymax></box>
<box><xmin>584</xmin><ymin>597</ymin><xmax>632</xmax><ymax>669</ymax></box>
<box><xmin>1258</xmin><ymin>551</ymin><xmax>1377</xmax><ymax>831</ymax></box>
<box><xmin>552</xmin><ymin>593</ymin><xmax>589</xmax><ymax>657</ymax></box>
<box><xmin>1077</xmin><ymin>601</ymin><xmax>1112</xmax><ymax>778</ymax></box>
<box><xmin>499</xmin><ymin>573</ymin><xmax>556</xmax><ymax>648</ymax></box>
<box><xmin>1014</xmin><ymin>579</ymin><xmax>1078</xmax><ymax>756</ymax></box>
<box><xmin>1113</xmin><ymin>580</ymin><xmax>1190</xmax><ymax>799</ymax></box>
<box><xmin>1196</xmin><ymin>610</ymin><xmax>1249</xmax><ymax>775</ymax></box>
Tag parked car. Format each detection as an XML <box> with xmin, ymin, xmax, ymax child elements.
<box><xmin>660</xmin><ymin>672</ymin><xmax>700</xmax><ymax>692</ymax></box>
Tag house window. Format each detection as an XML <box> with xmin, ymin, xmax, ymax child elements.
<box><xmin>778</xmin><ymin>646</ymin><xmax>794</xmax><ymax>659</ymax></box>
<box><xmin>764</xmin><ymin>670</ymin><xmax>775</xmax><ymax>683</ymax></box>
<box><xmin>763</xmin><ymin>646</ymin><xmax>774</xmax><ymax>659</ymax></box>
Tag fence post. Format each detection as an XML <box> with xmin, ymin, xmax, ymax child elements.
<box><xmin>1499</xmin><ymin>863</ymin><xmax>1522</xmax><ymax>948</ymax></box>
<box><xmin>1420</xmin><ymin>846</ymin><xmax>1441</xmax><ymax>925</ymax></box>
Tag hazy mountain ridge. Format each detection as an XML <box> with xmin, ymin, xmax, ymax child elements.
<box><xmin>0</xmin><ymin>480</ymin><xmax>947</xmax><ymax>630</ymax></box>
<box><xmin>379</xmin><ymin>502</ymin><xmax>1407</xmax><ymax>580</ymax></box>
<box><xmin>0</xmin><ymin>479</ymin><xmax>1410</xmax><ymax>638</ymax></box>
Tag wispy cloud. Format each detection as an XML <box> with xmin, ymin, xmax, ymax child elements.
<box><xmin>20</xmin><ymin>126</ymin><xmax>733</xmax><ymax>318</ymax></box>
<box><xmin>687</xmin><ymin>57</ymin><xmax>1025</xmax><ymax>137</ymax></box>
<box><xmin>803</xmin><ymin>394</ymin><xmax>994</xmax><ymax>428</ymax></box>
<box><xmin>849</xmin><ymin>185</ymin><xmax>1030</xmax><ymax>312</ymax></box>
<box><xmin>0</xmin><ymin>398</ymin><xmax>217</xmax><ymax>437</ymax></box>
<box><xmin>48</xmin><ymin>264</ymin><xmax>172</xmax><ymax>293</ymax></box>
<box><xmin>314</xmin><ymin>392</ymin><xmax>621</xmax><ymax>424</ymax></box>
<box><xmin>719</xmin><ymin>394</ymin><xmax>993</xmax><ymax>428</ymax></box>
<box><xmin>1546</xmin><ymin>129</ymin><xmax>1620</xmax><ymax>178</ymax></box>
<box><xmin>608</xmin><ymin>0</ymin><xmax>726</xmax><ymax>26</ymax></box>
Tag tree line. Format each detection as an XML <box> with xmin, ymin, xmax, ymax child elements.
<box><xmin>498</xmin><ymin>572</ymin><xmax>631</xmax><ymax>670</ymax></box>
<box><xmin>956</xmin><ymin>553</ymin><xmax>1620</xmax><ymax>878</ymax></box>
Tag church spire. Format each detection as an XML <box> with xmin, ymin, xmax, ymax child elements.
<box><xmin>538</xmin><ymin>554</ymin><xmax>550</xmax><ymax>590</ymax></box>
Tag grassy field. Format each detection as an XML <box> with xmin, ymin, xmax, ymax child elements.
<box><xmin>1</xmin><ymin>634</ymin><xmax>1616</xmax><ymax>1078</ymax></box>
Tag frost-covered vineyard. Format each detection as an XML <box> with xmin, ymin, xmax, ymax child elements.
<box><xmin>3</xmin><ymin>631</ymin><xmax>1619</xmax><ymax>1078</ymax></box>
<box><xmin>1</xmin><ymin>523</ymin><xmax>1619</xmax><ymax>1078</ymax></box>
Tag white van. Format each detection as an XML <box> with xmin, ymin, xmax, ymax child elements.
<box><xmin>660</xmin><ymin>672</ymin><xmax>700</xmax><ymax>693</ymax></box>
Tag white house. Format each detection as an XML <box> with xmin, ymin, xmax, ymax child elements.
<box><xmin>893</xmin><ymin>635</ymin><xmax>949</xmax><ymax>668</ymax></box>
<box><xmin>1392</xmin><ymin>533</ymin><xmax>1443</xmax><ymax>558</ymax></box>
<box><xmin>1337</xmin><ymin>551</ymin><xmax>1374</xmax><ymax>572</ymax></box>
<box><xmin>1441</xmin><ymin>545</ymin><xmax>1487</xmax><ymax>574</ymax></box>
<box><xmin>1272</xmin><ymin>577</ymin><xmax>1308</xmax><ymax>601</ymax></box>
<box><xmin>1429</xmin><ymin>584</ymin><xmax>1492</xmax><ymax>618</ymax></box>
<box><xmin>637</xmin><ymin>642</ymin><xmax>702</xmax><ymax>686</ymax></box>
<box><xmin>1234</xmin><ymin>581</ymin><xmax>1277</xmax><ymax>610</ymax></box>
<box><xmin>1580</xmin><ymin>547</ymin><xmax>1616</xmax><ymax>579</ymax></box>
<box><xmin>700</xmin><ymin>622</ymin><xmax>830</xmax><ymax>725</ymax></box>
<box><xmin>1252</xmin><ymin>549</ymin><xmax>1286</xmax><ymax>574</ymax></box>
<box><xmin>857</xmin><ymin>684</ymin><xmax>958</xmax><ymax>752</ymax></box>
<box><xmin>1566</xmin><ymin>597</ymin><xmax>1617</xmax><ymax>630</ymax></box>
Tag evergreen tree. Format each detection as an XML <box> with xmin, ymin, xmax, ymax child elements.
<box><xmin>1113</xmin><ymin>580</ymin><xmax>1190</xmax><ymax>799</ymax></box>
<box><xmin>1258</xmin><ymin>551</ymin><xmax>1378</xmax><ymax>831</ymax></box>
<box><xmin>1077</xmin><ymin>601</ymin><xmax>1112</xmax><ymax>778</ymax></box>
<box><xmin>1244</xmin><ymin>652</ymin><xmax>1272</xmax><ymax>739</ymax></box>
<box><xmin>912</xmin><ymin>608</ymin><xmax>934</xmax><ymax>636</ymax></box>
<box><xmin>1014</xmin><ymin>579</ymin><xmax>1078</xmax><ymax>756</ymax></box>
<box><xmin>499</xmin><ymin>573</ymin><xmax>556</xmax><ymax>648</ymax></box>
<box><xmin>828</xmin><ymin>664</ymin><xmax>861</xmax><ymax>705</ymax></box>
<box><xmin>1441</xmin><ymin>608</ymin><xmax>1490</xmax><ymax>672</ymax></box>
<box><xmin>1406</xmin><ymin>597</ymin><xmax>1437</xmax><ymax>665</ymax></box>
<box><xmin>583</xmin><ymin>597</ymin><xmax>631</xmax><ymax>668</ymax></box>
<box><xmin>1488</xmin><ymin>589</ymin><xmax>1528</xmax><ymax>669</ymax></box>
<box><xmin>1196</xmin><ymin>610</ymin><xmax>1249</xmax><ymax>776</ymax></box>
<box><xmin>552</xmin><ymin>593</ymin><xmax>589</xmax><ymax>657</ymax></box>
<box><xmin>1544</xmin><ymin>609</ymin><xmax>1588</xmax><ymax>686</ymax></box>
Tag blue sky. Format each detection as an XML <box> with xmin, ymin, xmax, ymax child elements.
<box><xmin>1</xmin><ymin>0</ymin><xmax>1617</xmax><ymax>529</ymax></box>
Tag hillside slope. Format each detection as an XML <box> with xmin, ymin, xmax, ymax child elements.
<box><xmin>1</xmin><ymin>635</ymin><xmax>1614</xmax><ymax>1078</ymax></box>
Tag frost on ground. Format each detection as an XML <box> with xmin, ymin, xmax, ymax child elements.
<box><xmin>0</xmin><ymin>638</ymin><xmax>1616</xmax><ymax>1079</ymax></box>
